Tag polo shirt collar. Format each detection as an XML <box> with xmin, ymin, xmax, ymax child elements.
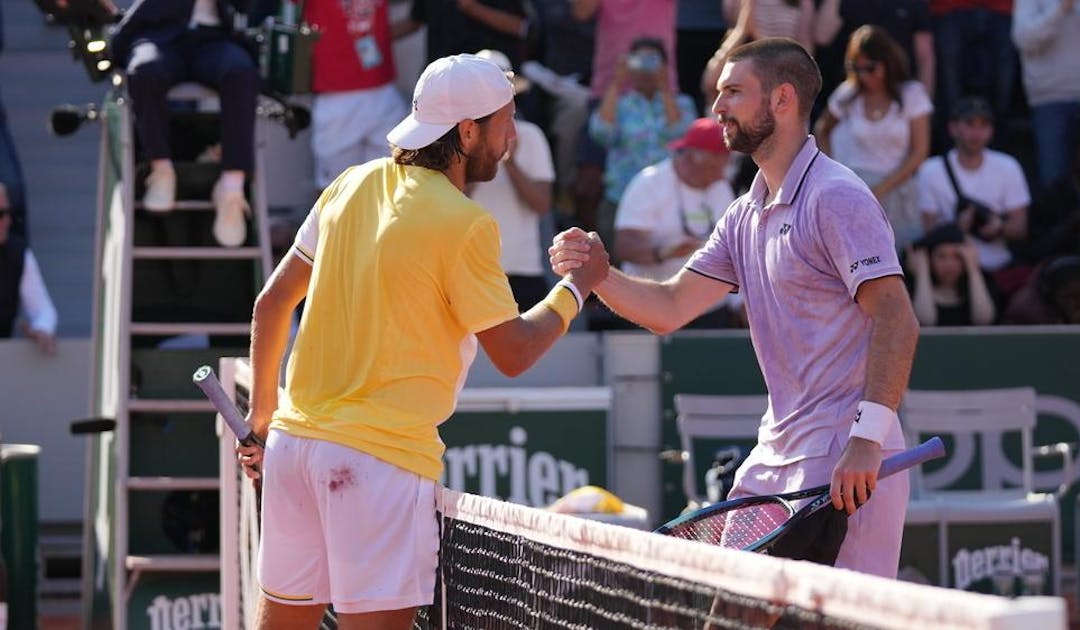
<box><xmin>748</xmin><ymin>135</ymin><xmax>821</xmax><ymax>210</ymax></box>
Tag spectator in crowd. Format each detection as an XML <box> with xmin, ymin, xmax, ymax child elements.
<box><xmin>274</xmin><ymin>0</ymin><xmax>408</xmax><ymax>191</ymax></box>
<box><xmin>812</xmin><ymin>0</ymin><xmax>935</xmax><ymax>115</ymax></box>
<box><xmin>569</xmin><ymin>0</ymin><xmax>678</xmax><ymax>236</ymax></box>
<box><xmin>702</xmin><ymin>0</ymin><xmax>815</xmax><ymax>106</ymax></box>
<box><xmin>815</xmin><ymin>25</ymin><xmax>932</xmax><ymax>250</ymax></box>
<box><xmin>0</xmin><ymin>183</ymin><xmax>57</xmax><ymax>354</ymax></box>
<box><xmin>676</xmin><ymin>0</ymin><xmax>727</xmax><ymax>113</ymax></box>
<box><xmin>395</xmin><ymin>0</ymin><xmax>529</xmax><ymax>68</ymax></box>
<box><xmin>468</xmin><ymin>49</ymin><xmax>556</xmax><ymax>311</ymax></box>
<box><xmin>521</xmin><ymin>0</ymin><xmax>595</xmax><ymax>216</ymax></box>
<box><xmin>110</xmin><ymin>0</ymin><xmax>259</xmax><ymax>248</ymax></box>
<box><xmin>590</xmin><ymin>37</ymin><xmax>696</xmax><ymax>250</ymax></box>
<box><xmin>0</xmin><ymin>1</ymin><xmax>28</xmax><ymax>240</ymax></box>
<box><xmin>905</xmin><ymin>223</ymin><xmax>998</xmax><ymax>326</ymax></box>
<box><xmin>1012</xmin><ymin>0</ymin><xmax>1080</xmax><ymax>195</ymax></box>
<box><xmin>918</xmin><ymin>96</ymin><xmax>1030</xmax><ymax>279</ymax></box>
<box><xmin>930</xmin><ymin>0</ymin><xmax>1017</xmax><ymax>135</ymax></box>
<box><xmin>1002</xmin><ymin>254</ymin><xmax>1080</xmax><ymax>324</ymax></box>
<box><xmin>613</xmin><ymin>117</ymin><xmax>741</xmax><ymax>328</ymax></box>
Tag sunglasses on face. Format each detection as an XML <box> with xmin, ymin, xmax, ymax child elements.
<box><xmin>846</xmin><ymin>61</ymin><xmax>880</xmax><ymax>75</ymax></box>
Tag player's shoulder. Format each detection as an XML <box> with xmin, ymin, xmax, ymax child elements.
<box><xmin>802</xmin><ymin>156</ymin><xmax>878</xmax><ymax>213</ymax></box>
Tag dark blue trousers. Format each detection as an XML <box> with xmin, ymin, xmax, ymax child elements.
<box><xmin>126</xmin><ymin>27</ymin><xmax>258</xmax><ymax>173</ymax></box>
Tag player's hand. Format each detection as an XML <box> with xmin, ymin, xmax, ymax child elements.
<box><xmin>549</xmin><ymin>227</ymin><xmax>593</xmax><ymax>276</ymax></box>
<box><xmin>830</xmin><ymin>437</ymin><xmax>882</xmax><ymax>515</ymax></box>
<box><xmin>566</xmin><ymin>231</ymin><xmax>610</xmax><ymax>293</ymax></box>
<box><xmin>235</xmin><ymin>412</ymin><xmax>267</xmax><ymax>480</ymax></box>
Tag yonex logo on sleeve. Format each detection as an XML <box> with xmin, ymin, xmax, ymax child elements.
<box><xmin>848</xmin><ymin>256</ymin><xmax>881</xmax><ymax>273</ymax></box>
<box><xmin>854</xmin><ymin>409</ymin><xmax>862</xmax><ymax>423</ymax></box>
<box><xmin>779</xmin><ymin>223</ymin><xmax>792</xmax><ymax>235</ymax></box>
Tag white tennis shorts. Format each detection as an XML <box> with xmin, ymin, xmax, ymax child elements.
<box><xmin>258</xmin><ymin>430</ymin><xmax>439</xmax><ymax>613</ymax></box>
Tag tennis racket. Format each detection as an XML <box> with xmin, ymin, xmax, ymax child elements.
<box><xmin>192</xmin><ymin>365</ymin><xmax>265</xmax><ymax>450</ymax></box>
<box><xmin>655</xmin><ymin>436</ymin><xmax>945</xmax><ymax>552</ymax></box>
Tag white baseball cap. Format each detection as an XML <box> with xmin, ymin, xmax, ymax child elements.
<box><xmin>387</xmin><ymin>54</ymin><xmax>515</xmax><ymax>151</ymax></box>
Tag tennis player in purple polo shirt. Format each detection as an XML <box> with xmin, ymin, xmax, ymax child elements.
<box><xmin>550</xmin><ymin>38</ymin><xmax>920</xmax><ymax>578</ymax></box>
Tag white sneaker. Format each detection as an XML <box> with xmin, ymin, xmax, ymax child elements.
<box><xmin>143</xmin><ymin>168</ymin><xmax>176</xmax><ymax>212</ymax></box>
<box><xmin>212</xmin><ymin>180</ymin><xmax>249</xmax><ymax>247</ymax></box>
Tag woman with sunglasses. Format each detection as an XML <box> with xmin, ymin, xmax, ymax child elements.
<box><xmin>815</xmin><ymin>25</ymin><xmax>932</xmax><ymax>251</ymax></box>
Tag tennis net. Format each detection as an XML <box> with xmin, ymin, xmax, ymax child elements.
<box><xmin>216</xmin><ymin>358</ymin><xmax>1065</xmax><ymax>630</ymax></box>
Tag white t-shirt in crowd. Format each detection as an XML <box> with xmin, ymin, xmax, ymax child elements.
<box><xmin>827</xmin><ymin>80</ymin><xmax>933</xmax><ymax>176</ymax></box>
<box><xmin>469</xmin><ymin>120</ymin><xmax>556</xmax><ymax>276</ymax></box>
<box><xmin>917</xmin><ymin>149</ymin><xmax>1031</xmax><ymax>271</ymax></box>
<box><xmin>615</xmin><ymin>159</ymin><xmax>735</xmax><ymax>281</ymax></box>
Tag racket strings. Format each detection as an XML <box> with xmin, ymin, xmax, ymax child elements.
<box><xmin>666</xmin><ymin>501</ymin><xmax>793</xmax><ymax>549</ymax></box>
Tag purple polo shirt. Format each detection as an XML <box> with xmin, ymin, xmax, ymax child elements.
<box><xmin>686</xmin><ymin>136</ymin><xmax>907</xmax><ymax>465</ymax></box>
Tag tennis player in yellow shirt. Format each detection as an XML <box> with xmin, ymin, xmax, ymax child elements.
<box><xmin>236</xmin><ymin>54</ymin><xmax>610</xmax><ymax>630</ymax></box>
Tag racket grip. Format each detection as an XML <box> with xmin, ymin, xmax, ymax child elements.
<box><xmin>192</xmin><ymin>365</ymin><xmax>266</xmax><ymax>449</ymax></box>
<box><xmin>878</xmin><ymin>436</ymin><xmax>945</xmax><ymax>479</ymax></box>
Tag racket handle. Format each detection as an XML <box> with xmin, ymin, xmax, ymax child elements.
<box><xmin>878</xmin><ymin>436</ymin><xmax>945</xmax><ymax>479</ymax></box>
<box><xmin>192</xmin><ymin>365</ymin><xmax>266</xmax><ymax>449</ymax></box>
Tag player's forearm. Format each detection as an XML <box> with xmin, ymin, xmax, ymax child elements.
<box><xmin>593</xmin><ymin>268</ymin><xmax>687</xmax><ymax>335</ymax></box>
<box><xmin>862</xmin><ymin>292</ymin><xmax>919</xmax><ymax>410</ymax></box>
<box><xmin>248</xmin><ymin>294</ymin><xmax>294</xmax><ymax>431</ymax></box>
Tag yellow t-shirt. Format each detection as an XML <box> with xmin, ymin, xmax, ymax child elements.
<box><xmin>270</xmin><ymin>159</ymin><xmax>519</xmax><ymax>480</ymax></box>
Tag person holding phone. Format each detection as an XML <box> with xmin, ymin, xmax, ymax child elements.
<box><xmin>588</xmin><ymin>37</ymin><xmax>696</xmax><ymax>255</ymax></box>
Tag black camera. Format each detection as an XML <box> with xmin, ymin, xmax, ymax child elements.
<box><xmin>957</xmin><ymin>199</ymin><xmax>996</xmax><ymax>237</ymax></box>
<box><xmin>31</xmin><ymin>0</ymin><xmax>120</xmax><ymax>83</ymax></box>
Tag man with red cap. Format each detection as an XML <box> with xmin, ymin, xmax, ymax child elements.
<box><xmin>612</xmin><ymin>118</ymin><xmax>741</xmax><ymax>327</ymax></box>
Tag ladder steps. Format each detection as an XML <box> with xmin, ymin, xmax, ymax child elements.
<box><xmin>126</xmin><ymin>554</ymin><xmax>220</xmax><ymax>572</ymax></box>
<box><xmin>127</xmin><ymin>476</ymin><xmax>220</xmax><ymax>491</ymax></box>
<box><xmin>129</xmin><ymin>399</ymin><xmax>216</xmax><ymax>413</ymax></box>
<box><xmin>130</xmin><ymin>322</ymin><xmax>250</xmax><ymax>336</ymax></box>
<box><xmin>133</xmin><ymin>246</ymin><xmax>261</xmax><ymax>260</ymax></box>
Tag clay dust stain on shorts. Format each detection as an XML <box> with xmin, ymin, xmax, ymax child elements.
<box><xmin>328</xmin><ymin>465</ymin><xmax>357</xmax><ymax>493</ymax></box>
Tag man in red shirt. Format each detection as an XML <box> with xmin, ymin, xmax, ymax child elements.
<box><xmin>296</xmin><ymin>0</ymin><xmax>408</xmax><ymax>189</ymax></box>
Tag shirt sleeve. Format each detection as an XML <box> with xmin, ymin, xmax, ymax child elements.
<box><xmin>446</xmin><ymin>215</ymin><xmax>520</xmax><ymax>333</ymax></box>
<box><xmin>827</xmin><ymin>82</ymin><xmax>855</xmax><ymax>119</ymax></box>
<box><xmin>292</xmin><ymin>205</ymin><xmax>319</xmax><ymax>265</ymax></box>
<box><xmin>1012</xmin><ymin>0</ymin><xmax>1062</xmax><ymax>54</ymax></box>
<box><xmin>685</xmin><ymin>206</ymin><xmax>740</xmax><ymax>290</ymax></box>
<box><xmin>1002</xmin><ymin>156</ymin><xmax>1032</xmax><ymax>210</ymax></box>
<box><xmin>19</xmin><ymin>250</ymin><xmax>58</xmax><ymax>335</ymax></box>
<box><xmin>588</xmin><ymin>108</ymin><xmax>617</xmax><ymax>148</ymax></box>
<box><xmin>901</xmin><ymin>81</ymin><xmax>934</xmax><ymax>119</ymax></box>
<box><xmin>513</xmin><ymin>123</ymin><xmax>556</xmax><ymax>183</ymax></box>
<box><xmin>813</xmin><ymin>185</ymin><xmax>904</xmax><ymax>299</ymax></box>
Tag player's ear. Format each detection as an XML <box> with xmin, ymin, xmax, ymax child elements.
<box><xmin>458</xmin><ymin>119</ymin><xmax>480</xmax><ymax>151</ymax></box>
<box><xmin>774</xmin><ymin>84</ymin><xmax>796</xmax><ymax>116</ymax></box>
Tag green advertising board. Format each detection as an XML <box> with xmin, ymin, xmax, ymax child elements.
<box><xmin>440</xmin><ymin>388</ymin><xmax>611</xmax><ymax>507</ymax></box>
<box><xmin>128</xmin><ymin>573</ymin><xmax>220</xmax><ymax>630</ymax></box>
<box><xmin>659</xmin><ymin>329</ymin><xmax>1080</xmax><ymax>561</ymax></box>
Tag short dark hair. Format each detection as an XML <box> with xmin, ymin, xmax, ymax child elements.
<box><xmin>629</xmin><ymin>36</ymin><xmax>667</xmax><ymax>62</ymax></box>
<box><xmin>391</xmin><ymin>112</ymin><xmax>496</xmax><ymax>171</ymax></box>
<box><xmin>727</xmin><ymin>37</ymin><xmax>821</xmax><ymax>121</ymax></box>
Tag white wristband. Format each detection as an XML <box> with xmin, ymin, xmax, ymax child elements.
<box><xmin>849</xmin><ymin>400</ymin><xmax>898</xmax><ymax>446</ymax></box>
<box><xmin>556</xmin><ymin>278</ymin><xmax>584</xmax><ymax>312</ymax></box>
